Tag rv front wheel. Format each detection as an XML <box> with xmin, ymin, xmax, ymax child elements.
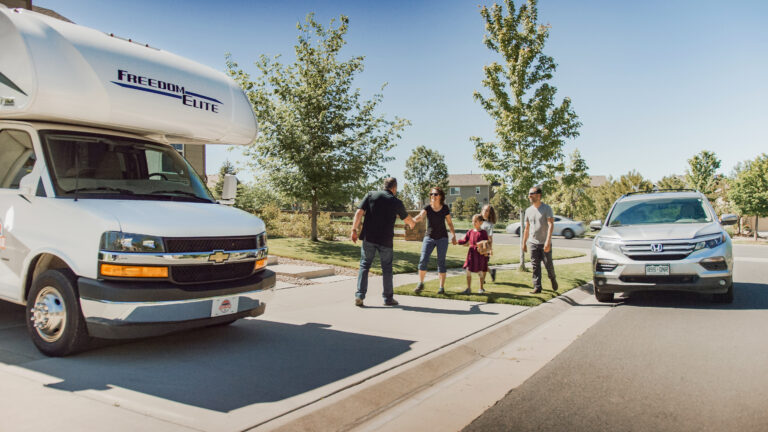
<box><xmin>26</xmin><ymin>269</ymin><xmax>90</xmax><ymax>356</ymax></box>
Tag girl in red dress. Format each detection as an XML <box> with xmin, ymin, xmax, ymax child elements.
<box><xmin>457</xmin><ymin>214</ymin><xmax>490</xmax><ymax>294</ymax></box>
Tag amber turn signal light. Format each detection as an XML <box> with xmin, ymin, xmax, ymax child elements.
<box><xmin>254</xmin><ymin>258</ymin><xmax>267</xmax><ymax>270</ymax></box>
<box><xmin>100</xmin><ymin>264</ymin><xmax>169</xmax><ymax>278</ymax></box>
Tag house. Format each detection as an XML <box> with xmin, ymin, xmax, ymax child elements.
<box><xmin>446</xmin><ymin>174</ymin><xmax>495</xmax><ymax>207</ymax></box>
<box><xmin>0</xmin><ymin>0</ymin><xmax>208</xmax><ymax>178</ymax></box>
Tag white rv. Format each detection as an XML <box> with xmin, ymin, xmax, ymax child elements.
<box><xmin>0</xmin><ymin>5</ymin><xmax>274</xmax><ymax>356</ymax></box>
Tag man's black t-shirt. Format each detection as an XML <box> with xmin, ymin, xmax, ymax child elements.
<box><xmin>423</xmin><ymin>204</ymin><xmax>450</xmax><ymax>239</ymax></box>
<box><xmin>358</xmin><ymin>190</ymin><xmax>408</xmax><ymax>248</ymax></box>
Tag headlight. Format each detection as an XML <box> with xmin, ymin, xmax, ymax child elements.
<box><xmin>595</xmin><ymin>237</ymin><xmax>623</xmax><ymax>254</ymax></box>
<box><xmin>100</xmin><ymin>231</ymin><xmax>165</xmax><ymax>253</ymax></box>
<box><xmin>694</xmin><ymin>233</ymin><xmax>725</xmax><ymax>251</ymax></box>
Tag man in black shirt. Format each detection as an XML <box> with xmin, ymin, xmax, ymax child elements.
<box><xmin>351</xmin><ymin>177</ymin><xmax>415</xmax><ymax>306</ymax></box>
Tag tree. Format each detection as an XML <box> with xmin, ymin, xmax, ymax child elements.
<box><xmin>685</xmin><ymin>150</ymin><xmax>721</xmax><ymax>197</ymax></box>
<box><xmin>729</xmin><ymin>154</ymin><xmax>768</xmax><ymax>240</ymax></box>
<box><xmin>226</xmin><ymin>14</ymin><xmax>409</xmax><ymax>241</ymax></box>
<box><xmin>403</xmin><ymin>146</ymin><xmax>449</xmax><ymax>207</ymax></box>
<box><xmin>472</xmin><ymin>0</ymin><xmax>581</xmax><ymax>269</ymax></box>
<box><xmin>490</xmin><ymin>187</ymin><xmax>514</xmax><ymax>222</ymax></box>
<box><xmin>452</xmin><ymin>197</ymin><xmax>466</xmax><ymax>220</ymax></box>
<box><xmin>464</xmin><ymin>196</ymin><xmax>481</xmax><ymax>219</ymax></box>
<box><xmin>656</xmin><ymin>175</ymin><xmax>686</xmax><ymax>190</ymax></box>
<box><xmin>586</xmin><ymin>171</ymin><xmax>652</xmax><ymax>222</ymax></box>
<box><xmin>549</xmin><ymin>149</ymin><xmax>592</xmax><ymax>220</ymax></box>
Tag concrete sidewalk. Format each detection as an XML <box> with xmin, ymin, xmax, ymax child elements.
<box><xmin>0</xmin><ymin>253</ymin><xmax>593</xmax><ymax>432</ymax></box>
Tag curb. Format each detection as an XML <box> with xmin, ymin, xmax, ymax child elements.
<box><xmin>253</xmin><ymin>284</ymin><xmax>596</xmax><ymax>432</ymax></box>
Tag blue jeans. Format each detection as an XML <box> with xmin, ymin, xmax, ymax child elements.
<box><xmin>356</xmin><ymin>240</ymin><xmax>394</xmax><ymax>300</ymax></box>
<box><xmin>418</xmin><ymin>236</ymin><xmax>449</xmax><ymax>273</ymax></box>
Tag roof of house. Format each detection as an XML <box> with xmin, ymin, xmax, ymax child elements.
<box><xmin>448</xmin><ymin>174</ymin><xmax>491</xmax><ymax>187</ymax></box>
<box><xmin>32</xmin><ymin>6</ymin><xmax>73</xmax><ymax>22</ymax></box>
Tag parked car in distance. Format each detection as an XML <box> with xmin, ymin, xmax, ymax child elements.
<box><xmin>506</xmin><ymin>215</ymin><xmax>586</xmax><ymax>239</ymax></box>
<box><xmin>591</xmin><ymin>189</ymin><xmax>738</xmax><ymax>303</ymax></box>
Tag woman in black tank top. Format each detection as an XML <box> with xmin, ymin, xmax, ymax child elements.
<box><xmin>412</xmin><ymin>187</ymin><xmax>457</xmax><ymax>295</ymax></box>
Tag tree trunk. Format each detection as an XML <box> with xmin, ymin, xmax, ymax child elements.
<box><xmin>518</xmin><ymin>208</ymin><xmax>527</xmax><ymax>271</ymax></box>
<box><xmin>755</xmin><ymin>216</ymin><xmax>759</xmax><ymax>241</ymax></box>
<box><xmin>310</xmin><ymin>195</ymin><xmax>319</xmax><ymax>242</ymax></box>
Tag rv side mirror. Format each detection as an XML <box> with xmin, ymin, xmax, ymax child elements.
<box><xmin>589</xmin><ymin>220</ymin><xmax>603</xmax><ymax>231</ymax></box>
<box><xmin>219</xmin><ymin>174</ymin><xmax>237</xmax><ymax>205</ymax></box>
<box><xmin>719</xmin><ymin>214</ymin><xmax>738</xmax><ymax>226</ymax></box>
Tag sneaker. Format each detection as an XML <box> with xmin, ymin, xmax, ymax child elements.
<box><xmin>460</xmin><ymin>288</ymin><xmax>471</xmax><ymax>295</ymax></box>
<box><xmin>384</xmin><ymin>298</ymin><xmax>399</xmax><ymax>306</ymax></box>
<box><xmin>490</xmin><ymin>269</ymin><xmax>496</xmax><ymax>282</ymax></box>
<box><xmin>529</xmin><ymin>288</ymin><xmax>542</xmax><ymax>294</ymax></box>
<box><xmin>551</xmin><ymin>279</ymin><xmax>559</xmax><ymax>292</ymax></box>
<box><xmin>437</xmin><ymin>287</ymin><xmax>445</xmax><ymax>295</ymax></box>
<box><xmin>478</xmin><ymin>288</ymin><xmax>486</xmax><ymax>294</ymax></box>
<box><xmin>413</xmin><ymin>282</ymin><xmax>425</xmax><ymax>294</ymax></box>
<box><xmin>355</xmin><ymin>298</ymin><xmax>364</xmax><ymax>307</ymax></box>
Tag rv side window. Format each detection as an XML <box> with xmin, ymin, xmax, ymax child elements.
<box><xmin>0</xmin><ymin>129</ymin><xmax>36</xmax><ymax>189</ymax></box>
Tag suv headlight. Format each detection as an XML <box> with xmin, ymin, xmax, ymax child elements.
<box><xmin>100</xmin><ymin>231</ymin><xmax>165</xmax><ymax>253</ymax></box>
<box><xmin>693</xmin><ymin>233</ymin><xmax>725</xmax><ymax>251</ymax></box>
<box><xmin>595</xmin><ymin>237</ymin><xmax>623</xmax><ymax>254</ymax></box>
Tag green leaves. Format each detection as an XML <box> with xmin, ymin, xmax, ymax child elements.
<box><xmin>474</xmin><ymin>0</ymin><xmax>580</xmax><ymax>209</ymax></box>
<box><xmin>685</xmin><ymin>150</ymin><xmax>721</xmax><ymax>197</ymax></box>
<box><xmin>226</xmin><ymin>14</ymin><xmax>409</xmax><ymax>240</ymax></box>
<box><xmin>404</xmin><ymin>146</ymin><xmax>449</xmax><ymax>207</ymax></box>
<box><xmin>729</xmin><ymin>154</ymin><xmax>768</xmax><ymax>219</ymax></box>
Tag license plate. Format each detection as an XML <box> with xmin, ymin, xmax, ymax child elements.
<box><xmin>645</xmin><ymin>264</ymin><xmax>670</xmax><ymax>276</ymax></box>
<box><xmin>211</xmin><ymin>296</ymin><xmax>239</xmax><ymax>317</ymax></box>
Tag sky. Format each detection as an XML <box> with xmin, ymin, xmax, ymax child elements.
<box><xmin>36</xmin><ymin>0</ymin><xmax>768</xmax><ymax>184</ymax></box>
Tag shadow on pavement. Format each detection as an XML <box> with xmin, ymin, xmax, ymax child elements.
<box><xmin>394</xmin><ymin>303</ymin><xmax>498</xmax><ymax>315</ymax></box>
<box><xmin>615</xmin><ymin>282</ymin><xmax>768</xmax><ymax>310</ymax></box>
<box><xmin>16</xmin><ymin>319</ymin><xmax>414</xmax><ymax>412</ymax></box>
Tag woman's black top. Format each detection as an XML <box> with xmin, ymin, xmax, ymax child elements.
<box><xmin>423</xmin><ymin>204</ymin><xmax>450</xmax><ymax>239</ymax></box>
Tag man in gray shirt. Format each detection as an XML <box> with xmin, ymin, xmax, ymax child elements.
<box><xmin>522</xmin><ymin>185</ymin><xmax>558</xmax><ymax>294</ymax></box>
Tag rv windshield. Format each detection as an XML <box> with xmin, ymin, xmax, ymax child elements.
<box><xmin>40</xmin><ymin>131</ymin><xmax>214</xmax><ymax>203</ymax></box>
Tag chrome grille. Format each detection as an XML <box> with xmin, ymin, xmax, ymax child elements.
<box><xmin>165</xmin><ymin>236</ymin><xmax>261</xmax><ymax>253</ymax></box>
<box><xmin>621</xmin><ymin>240</ymin><xmax>695</xmax><ymax>261</ymax></box>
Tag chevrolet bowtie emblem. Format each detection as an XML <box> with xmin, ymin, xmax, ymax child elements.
<box><xmin>208</xmin><ymin>250</ymin><xmax>230</xmax><ymax>264</ymax></box>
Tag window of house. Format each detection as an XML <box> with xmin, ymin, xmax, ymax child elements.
<box><xmin>475</xmin><ymin>186</ymin><xmax>481</xmax><ymax>194</ymax></box>
<box><xmin>171</xmin><ymin>144</ymin><xmax>185</xmax><ymax>156</ymax></box>
<box><xmin>0</xmin><ymin>129</ymin><xmax>36</xmax><ymax>189</ymax></box>
<box><xmin>450</xmin><ymin>187</ymin><xmax>460</xmax><ymax>195</ymax></box>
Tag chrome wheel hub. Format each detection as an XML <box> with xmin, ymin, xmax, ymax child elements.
<box><xmin>30</xmin><ymin>286</ymin><xmax>66</xmax><ymax>343</ymax></box>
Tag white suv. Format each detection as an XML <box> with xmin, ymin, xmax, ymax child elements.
<box><xmin>591</xmin><ymin>190</ymin><xmax>737</xmax><ymax>303</ymax></box>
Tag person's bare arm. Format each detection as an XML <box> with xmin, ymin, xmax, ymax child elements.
<box><xmin>522</xmin><ymin>222</ymin><xmax>530</xmax><ymax>253</ymax></box>
<box><xmin>544</xmin><ymin>217</ymin><xmax>555</xmax><ymax>253</ymax></box>
<box><xmin>350</xmin><ymin>209</ymin><xmax>365</xmax><ymax>243</ymax></box>
<box><xmin>403</xmin><ymin>215</ymin><xmax>416</xmax><ymax>229</ymax></box>
<box><xmin>446</xmin><ymin>214</ymin><xmax>457</xmax><ymax>245</ymax></box>
<box><xmin>412</xmin><ymin>209</ymin><xmax>426</xmax><ymax>223</ymax></box>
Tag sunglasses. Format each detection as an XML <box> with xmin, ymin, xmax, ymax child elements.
<box><xmin>528</xmin><ymin>192</ymin><xmax>540</xmax><ymax>196</ymax></box>
<box><xmin>429</xmin><ymin>193</ymin><xmax>439</xmax><ymax>196</ymax></box>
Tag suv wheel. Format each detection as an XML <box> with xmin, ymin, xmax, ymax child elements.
<box><xmin>712</xmin><ymin>283</ymin><xmax>734</xmax><ymax>304</ymax></box>
<box><xmin>594</xmin><ymin>282</ymin><xmax>614</xmax><ymax>303</ymax></box>
<box><xmin>562</xmin><ymin>228</ymin><xmax>574</xmax><ymax>239</ymax></box>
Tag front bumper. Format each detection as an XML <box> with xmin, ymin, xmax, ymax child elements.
<box><xmin>78</xmin><ymin>269</ymin><xmax>275</xmax><ymax>339</ymax></box>
<box><xmin>592</xmin><ymin>245</ymin><xmax>733</xmax><ymax>295</ymax></box>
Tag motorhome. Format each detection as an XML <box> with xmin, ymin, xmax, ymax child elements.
<box><xmin>0</xmin><ymin>5</ymin><xmax>274</xmax><ymax>356</ymax></box>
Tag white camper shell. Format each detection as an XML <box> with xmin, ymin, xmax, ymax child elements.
<box><xmin>0</xmin><ymin>5</ymin><xmax>274</xmax><ymax>356</ymax></box>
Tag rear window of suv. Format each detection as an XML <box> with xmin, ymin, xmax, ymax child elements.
<box><xmin>607</xmin><ymin>197</ymin><xmax>713</xmax><ymax>227</ymax></box>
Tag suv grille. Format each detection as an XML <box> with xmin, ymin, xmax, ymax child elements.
<box><xmin>619</xmin><ymin>275</ymin><xmax>698</xmax><ymax>284</ymax></box>
<box><xmin>165</xmin><ymin>236</ymin><xmax>261</xmax><ymax>253</ymax></box>
<box><xmin>622</xmin><ymin>241</ymin><xmax>695</xmax><ymax>261</ymax></box>
<box><xmin>171</xmin><ymin>262</ymin><xmax>255</xmax><ymax>284</ymax></box>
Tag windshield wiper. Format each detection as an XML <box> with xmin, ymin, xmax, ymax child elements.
<box><xmin>146</xmin><ymin>190</ymin><xmax>212</xmax><ymax>202</ymax></box>
<box><xmin>64</xmin><ymin>186</ymin><xmax>135</xmax><ymax>195</ymax></box>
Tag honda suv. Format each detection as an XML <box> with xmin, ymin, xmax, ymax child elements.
<box><xmin>590</xmin><ymin>190</ymin><xmax>738</xmax><ymax>303</ymax></box>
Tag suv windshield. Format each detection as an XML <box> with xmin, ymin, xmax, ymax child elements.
<box><xmin>607</xmin><ymin>197</ymin><xmax>713</xmax><ymax>227</ymax></box>
<box><xmin>41</xmin><ymin>131</ymin><xmax>213</xmax><ymax>203</ymax></box>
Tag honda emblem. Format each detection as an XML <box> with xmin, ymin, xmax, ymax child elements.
<box><xmin>650</xmin><ymin>243</ymin><xmax>663</xmax><ymax>252</ymax></box>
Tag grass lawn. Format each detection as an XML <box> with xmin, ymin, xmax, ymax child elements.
<box><xmin>451</xmin><ymin>219</ymin><xmax>507</xmax><ymax>233</ymax></box>
<box><xmin>268</xmin><ymin>237</ymin><xmax>585</xmax><ymax>274</ymax></box>
<box><xmin>395</xmin><ymin>262</ymin><xmax>593</xmax><ymax>307</ymax></box>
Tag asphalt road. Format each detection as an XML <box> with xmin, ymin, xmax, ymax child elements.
<box><xmin>464</xmin><ymin>246</ymin><xmax>768</xmax><ymax>431</ymax></box>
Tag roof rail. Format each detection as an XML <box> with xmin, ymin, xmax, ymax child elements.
<box><xmin>623</xmin><ymin>188</ymin><xmax>700</xmax><ymax>197</ymax></box>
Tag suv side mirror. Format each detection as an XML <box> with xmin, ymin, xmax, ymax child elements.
<box><xmin>589</xmin><ymin>220</ymin><xmax>603</xmax><ymax>231</ymax></box>
<box><xmin>720</xmin><ymin>214</ymin><xmax>738</xmax><ymax>226</ymax></box>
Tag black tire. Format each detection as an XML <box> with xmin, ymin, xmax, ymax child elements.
<box><xmin>594</xmin><ymin>282</ymin><xmax>614</xmax><ymax>303</ymax></box>
<box><xmin>26</xmin><ymin>269</ymin><xmax>90</xmax><ymax>356</ymax></box>
<box><xmin>562</xmin><ymin>228</ymin><xmax>575</xmax><ymax>239</ymax></box>
<box><xmin>515</xmin><ymin>227</ymin><xmax>520</xmax><ymax>236</ymax></box>
<box><xmin>712</xmin><ymin>283</ymin><xmax>734</xmax><ymax>304</ymax></box>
